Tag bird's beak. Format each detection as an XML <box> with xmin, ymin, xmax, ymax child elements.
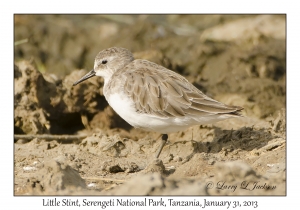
<box><xmin>73</xmin><ymin>69</ymin><xmax>96</xmax><ymax>86</ymax></box>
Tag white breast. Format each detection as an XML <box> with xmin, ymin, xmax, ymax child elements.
<box><xmin>106</xmin><ymin>92</ymin><xmax>233</xmax><ymax>134</ymax></box>
<box><xmin>101</xmin><ymin>68</ymin><xmax>201</xmax><ymax>134</ymax></box>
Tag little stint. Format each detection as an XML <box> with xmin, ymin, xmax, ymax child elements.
<box><xmin>73</xmin><ymin>47</ymin><xmax>243</xmax><ymax>158</ymax></box>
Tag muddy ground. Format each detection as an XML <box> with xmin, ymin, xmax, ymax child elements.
<box><xmin>14</xmin><ymin>15</ymin><xmax>286</xmax><ymax>195</ymax></box>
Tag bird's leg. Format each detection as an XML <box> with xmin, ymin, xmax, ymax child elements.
<box><xmin>155</xmin><ymin>134</ymin><xmax>168</xmax><ymax>158</ymax></box>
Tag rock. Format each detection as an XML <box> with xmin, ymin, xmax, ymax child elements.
<box><xmin>36</xmin><ymin>160</ymin><xmax>86</xmax><ymax>191</ymax></box>
<box><xmin>15</xmin><ymin>139</ymin><xmax>30</xmax><ymax>144</ymax></box>
<box><xmin>125</xmin><ymin>162</ymin><xmax>140</xmax><ymax>173</ymax></box>
<box><xmin>162</xmin><ymin>180</ymin><xmax>207</xmax><ymax>195</ymax></box>
<box><xmin>14</xmin><ymin>61</ymin><xmax>54</xmax><ymax>134</ymax></box>
<box><xmin>143</xmin><ymin>159</ymin><xmax>165</xmax><ymax>174</ymax></box>
<box><xmin>215</xmin><ymin>161</ymin><xmax>259</xmax><ymax>181</ymax></box>
<box><xmin>158</xmin><ymin>140</ymin><xmax>198</xmax><ymax>161</ymax></box>
<box><xmin>101</xmin><ymin>162</ymin><xmax>124</xmax><ymax>173</ymax></box>
<box><xmin>80</xmin><ymin>133</ymin><xmax>140</xmax><ymax>157</ymax></box>
<box><xmin>110</xmin><ymin>173</ymin><xmax>164</xmax><ymax>195</ymax></box>
<box><xmin>200</xmin><ymin>15</ymin><xmax>285</xmax><ymax>42</ymax></box>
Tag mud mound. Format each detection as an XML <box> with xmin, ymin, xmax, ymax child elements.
<box><xmin>32</xmin><ymin>160</ymin><xmax>86</xmax><ymax>192</ymax></box>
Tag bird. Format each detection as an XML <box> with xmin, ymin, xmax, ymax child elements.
<box><xmin>73</xmin><ymin>47</ymin><xmax>243</xmax><ymax>158</ymax></box>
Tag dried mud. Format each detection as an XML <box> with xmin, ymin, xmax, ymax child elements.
<box><xmin>14</xmin><ymin>15</ymin><xmax>286</xmax><ymax>195</ymax></box>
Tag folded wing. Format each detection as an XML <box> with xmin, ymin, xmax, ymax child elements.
<box><xmin>122</xmin><ymin>60</ymin><xmax>243</xmax><ymax>119</ymax></box>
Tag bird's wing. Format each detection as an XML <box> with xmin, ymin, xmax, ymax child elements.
<box><xmin>121</xmin><ymin>60</ymin><xmax>243</xmax><ymax>118</ymax></box>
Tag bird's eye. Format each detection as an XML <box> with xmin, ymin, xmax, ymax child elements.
<box><xmin>102</xmin><ymin>60</ymin><xmax>107</xmax><ymax>64</ymax></box>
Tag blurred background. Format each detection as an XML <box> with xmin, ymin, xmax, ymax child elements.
<box><xmin>15</xmin><ymin>15</ymin><xmax>258</xmax><ymax>76</ymax></box>
<box><xmin>14</xmin><ymin>14</ymin><xmax>286</xmax><ymax>119</ymax></box>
